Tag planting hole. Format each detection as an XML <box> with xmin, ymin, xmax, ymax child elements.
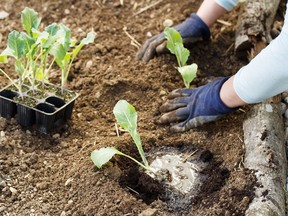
<box><xmin>36</xmin><ymin>103</ymin><xmax>56</xmax><ymax>113</ymax></box>
<box><xmin>46</xmin><ymin>96</ymin><xmax>65</xmax><ymax>108</ymax></box>
<box><xmin>119</xmin><ymin>146</ymin><xmax>230</xmax><ymax>213</ymax></box>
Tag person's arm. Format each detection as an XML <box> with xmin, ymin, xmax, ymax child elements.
<box><xmin>159</xmin><ymin>0</ymin><xmax>288</xmax><ymax>132</ymax></box>
<box><xmin>197</xmin><ymin>0</ymin><xmax>232</xmax><ymax>27</ymax></box>
<box><xmin>136</xmin><ymin>0</ymin><xmax>238</xmax><ymax>62</ymax></box>
<box><xmin>221</xmin><ymin>1</ymin><xmax>288</xmax><ymax>107</ymax></box>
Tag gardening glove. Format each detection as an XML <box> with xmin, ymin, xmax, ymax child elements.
<box><xmin>136</xmin><ymin>13</ymin><xmax>210</xmax><ymax>62</ymax></box>
<box><xmin>159</xmin><ymin>77</ymin><xmax>239</xmax><ymax>132</ymax></box>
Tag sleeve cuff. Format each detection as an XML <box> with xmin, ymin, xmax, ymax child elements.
<box><xmin>215</xmin><ymin>0</ymin><xmax>238</xmax><ymax>11</ymax></box>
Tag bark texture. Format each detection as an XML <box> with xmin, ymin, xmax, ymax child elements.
<box><xmin>235</xmin><ymin>1</ymin><xmax>287</xmax><ymax>215</ymax></box>
<box><xmin>243</xmin><ymin>97</ymin><xmax>286</xmax><ymax>216</ymax></box>
<box><xmin>235</xmin><ymin>0</ymin><xmax>281</xmax><ymax>59</ymax></box>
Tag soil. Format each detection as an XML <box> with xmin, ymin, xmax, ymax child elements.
<box><xmin>0</xmin><ymin>0</ymin><xmax>270</xmax><ymax>215</ymax></box>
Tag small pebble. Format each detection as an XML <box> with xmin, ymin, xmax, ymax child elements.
<box><xmin>138</xmin><ymin>208</ymin><xmax>158</xmax><ymax>216</ymax></box>
<box><xmin>9</xmin><ymin>187</ymin><xmax>17</xmax><ymax>195</ymax></box>
<box><xmin>0</xmin><ymin>11</ymin><xmax>9</xmax><ymax>19</ymax></box>
<box><xmin>86</xmin><ymin>60</ymin><xmax>93</xmax><ymax>69</ymax></box>
<box><xmin>64</xmin><ymin>9</ymin><xmax>70</xmax><ymax>14</ymax></box>
<box><xmin>146</xmin><ymin>32</ymin><xmax>152</xmax><ymax>38</ymax></box>
<box><xmin>65</xmin><ymin>178</ymin><xmax>73</xmax><ymax>187</ymax></box>
<box><xmin>0</xmin><ymin>131</ymin><xmax>5</xmax><ymax>137</ymax></box>
<box><xmin>159</xmin><ymin>90</ymin><xmax>166</xmax><ymax>96</ymax></box>
<box><xmin>163</xmin><ymin>19</ymin><xmax>173</xmax><ymax>27</ymax></box>
<box><xmin>53</xmin><ymin>133</ymin><xmax>60</xmax><ymax>139</ymax></box>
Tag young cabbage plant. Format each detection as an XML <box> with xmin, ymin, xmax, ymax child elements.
<box><xmin>164</xmin><ymin>27</ymin><xmax>197</xmax><ymax>88</ymax></box>
<box><xmin>0</xmin><ymin>7</ymin><xmax>96</xmax><ymax>95</ymax></box>
<box><xmin>0</xmin><ymin>7</ymin><xmax>43</xmax><ymax>94</ymax></box>
<box><xmin>53</xmin><ymin>31</ymin><xmax>95</xmax><ymax>94</ymax></box>
<box><xmin>91</xmin><ymin>100</ymin><xmax>150</xmax><ymax>171</ymax></box>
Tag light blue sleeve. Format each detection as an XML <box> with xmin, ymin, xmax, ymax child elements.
<box><xmin>233</xmin><ymin>1</ymin><xmax>288</xmax><ymax>104</ymax></box>
<box><xmin>215</xmin><ymin>0</ymin><xmax>239</xmax><ymax>11</ymax></box>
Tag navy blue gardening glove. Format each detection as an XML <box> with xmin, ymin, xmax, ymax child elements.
<box><xmin>159</xmin><ymin>77</ymin><xmax>239</xmax><ymax>132</ymax></box>
<box><xmin>136</xmin><ymin>13</ymin><xmax>210</xmax><ymax>62</ymax></box>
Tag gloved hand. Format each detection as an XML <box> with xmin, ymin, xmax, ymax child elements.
<box><xmin>159</xmin><ymin>77</ymin><xmax>238</xmax><ymax>132</ymax></box>
<box><xmin>136</xmin><ymin>13</ymin><xmax>211</xmax><ymax>62</ymax></box>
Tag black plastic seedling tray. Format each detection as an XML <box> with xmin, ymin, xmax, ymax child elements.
<box><xmin>0</xmin><ymin>81</ymin><xmax>78</xmax><ymax>134</ymax></box>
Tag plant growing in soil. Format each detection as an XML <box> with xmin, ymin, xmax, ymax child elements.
<box><xmin>91</xmin><ymin>100</ymin><xmax>150</xmax><ymax>171</ymax></box>
<box><xmin>164</xmin><ymin>27</ymin><xmax>197</xmax><ymax>88</ymax></box>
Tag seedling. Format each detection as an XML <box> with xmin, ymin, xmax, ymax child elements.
<box><xmin>91</xmin><ymin>100</ymin><xmax>150</xmax><ymax>171</ymax></box>
<box><xmin>53</xmin><ymin>31</ymin><xmax>95</xmax><ymax>93</ymax></box>
<box><xmin>0</xmin><ymin>7</ymin><xmax>96</xmax><ymax>95</ymax></box>
<box><xmin>164</xmin><ymin>27</ymin><xmax>197</xmax><ymax>88</ymax></box>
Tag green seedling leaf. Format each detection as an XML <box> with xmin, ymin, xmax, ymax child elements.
<box><xmin>21</xmin><ymin>7</ymin><xmax>41</xmax><ymax>36</ymax></box>
<box><xmin>7</xmin><ymin>31</ymin><xmax>25</xmax><ymax>58</ymax></box>
<box><xmin>0</xmin><ymin>47</ymin><xmax>15</xmax><ymax>58</ymax></box>
<box><xmin>90</xmin><ymin>100</ymin><xmax>151</xmax><ymax>171</ymax></box>
<box><xmin>178</xmin><ymin>63</ymin><xmax>198</xmax><ymax>88</ymax></box>
<box><xmin>45</xmin><ymin>23</ymin><xmax>60</xmax><ymax>36</ymax></box>
<box><xmin>113</xmin><ymin>100</ymin><xmax>137</xmax><ymax>132</ymax></box>
<box><xmin>164</xmin><ymin>27</ymin><xmax>189</xmax><ymax>67</ymax></box>
<box><xmin>91</xmin><ymin>147</ymin><xmax>119</xmax><ymax>169</ymax></box>
<box><xmin>20</xmin><ymin>32</ymin><xmax>35</xmax><ymax>54</ymax></box>
<box><xmin>81</xmin><ymin>31</ymin><xmax>96</xmax><ymax>45</ymax></box>
<box><xmin>49</xmin><ymin>43</ymin><xmax>66</xmax><ymax>60</ymax></box>
<box><xmin>55</xmin><ymin>24</ymin><xmax>71</xmax><ymax>50</ymax></box>
<box><xmin>164</xmin><ymin>27</ymin><xmax>183</xmax><ymax>53</ymax></box>
<box><xmin>113</xmin><ymin>100</ymin><xmax>149</xmax><ymax>168</ymax></box>
<box><xmin>174</xmin><ymin>42</ymin><xmax>189</xmax><ymax>67</ymax></box>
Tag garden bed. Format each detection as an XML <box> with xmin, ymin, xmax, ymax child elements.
<box><xmin>0</xmin><ymin>0</ymin><xmax>284</xmax><ymax>215</ymax></box>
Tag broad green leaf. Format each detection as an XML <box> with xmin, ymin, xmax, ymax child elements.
<box><xmin>49</xmin><ymin>42</ymin><xmax>66</xmax><ymax>60</ymax></box>
<box><xmin>35</xmin><ymin>31</ymin><xmax>49</xmax><ymax>45</ymax></box>
<box><xmin>21</xmin><ymin>7</ymin><xmax>41</xmax><ymax>36</ymax></box>
<box><xmin>113</xmin><ymin>100</ymin><xmax>137</xmax><ymax>132</ymax></box>
<box><xmin>164</xmin><ymin>28</ymin><xmax>189</xmax><ymax>67</ymax></box>
<box><xmin>45</xmin><ymin>23</ymin><xmax>60</xmax><ymax>36</ymax></box>
<box><xmin>174</xmin><ymin>42</ymin><xmax>189</xmax><ymax>67</ymax></box>
<box><xmin>20</xmin><ymin>32</ymin><xmax>35</xmax><ymax>54</ymax></box>
<box><xmin>113</xmin><ymin>100</ymin><xmax>148</xmax><ymax>167</ymax></box>
<box><xmin>164</xmin><ymin>27</ymin><xmax>183</xmax><ymax>54</ymax></box>
<box><xmin>7</xmin><ymin>31</ymin><xmax>25</xmax><ymax>58</ymax></box>
<box><xmin>55</xmin><ymin>24</ymin><xmax>71</xmax><ymax>50</ymax></box>
<box><xmin>178</xmin><ymin>63</ymin><xmax>198</xmax><ymax>88</ymax></box>
<box><xmin>80</xmin><ymin>31</ymin><xmax>96</xmax><ymax>45</ymax></box>
<box><xmin>0</xmin><ymin>47</ymin><xmax>16</xmax><ymax>58</ymax></box>
<box><xmin>91</xmin><ymin>147</ymin><xmax>119</xmax><ymax>168</ymax></box>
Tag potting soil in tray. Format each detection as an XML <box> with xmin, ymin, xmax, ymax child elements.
<box><xmin>0</xmin><ymin>81</ymin><xmax>78</xmax><ymax>133</ymax></box>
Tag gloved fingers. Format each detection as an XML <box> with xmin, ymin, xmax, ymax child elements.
<box><xmin>159</xmin><ymin>96</ymin><xmax>191</xmax><ymax>113</ymax></box>
<box><xmin>167</xmin><ymin>88</ymin><xmax>194</xmax><ymax>99</ymax></box>
<box><xmin>135</xmin><ymin>33</ymin><xmax>165</xmax><ymax>62</ymax></box>
<box><xmin>155</xmin><ymin>40</ymin><xmax>168</xmax><ymax>55</ymax></box>
<box><xmin>170</xmin><ymin>115</ymin><xmax>223</xmax><ymax>132</ymax></box>
<box><xmin>158</xmin><ymin>107</ymin><xmax>190</xmax><ymax>124</ymax></box>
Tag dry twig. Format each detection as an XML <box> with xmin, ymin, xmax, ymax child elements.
<box><xmin>123</xmin><ymin>26</ymin><xmax>141</xmax><ymax>48</ymax></box>
<box><xmin>133</xmin><ymin>0</ymin><xmax>163</xmax><ymax>16</ymax></box>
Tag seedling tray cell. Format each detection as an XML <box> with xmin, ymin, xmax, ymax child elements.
<box><xmin>0</xmin><ymin>81</ymin><xmax>78</xmax><ymax>134</ymax></box>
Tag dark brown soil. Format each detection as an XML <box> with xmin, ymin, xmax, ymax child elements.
<box><xmin>0</xmin><ymin>0</ymin><xmax>260</xmax><ymax>215</ymax></box>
